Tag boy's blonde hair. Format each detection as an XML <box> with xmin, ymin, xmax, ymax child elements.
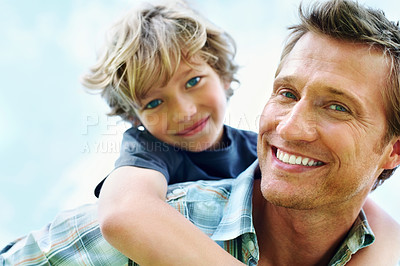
<box><xmin>81</xmin><ymin>0</ymin><xmax>238</xmax><ymax>124</ymax></box>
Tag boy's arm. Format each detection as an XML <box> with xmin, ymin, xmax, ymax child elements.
<box><xmin>98</xmin><ymin>166</ymin><xmax>244</xmax><ymax>266</ymax></box>
<box><xmin>347</xmin><ymin>197</ymin><xmax>400</xmax><ymax>265</ymax></box>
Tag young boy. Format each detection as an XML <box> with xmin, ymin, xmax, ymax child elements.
<box><xmin>80</xmin><ymin>0</ymin><xmax>400</xmax><ymax>265</ymax></box>
<box><xmin>81</xmin><ymin>1</ymin><xmax>256</xmax><ymax>264</ymax></box>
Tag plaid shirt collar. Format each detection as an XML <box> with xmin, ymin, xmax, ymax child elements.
<box><xmin>167</xmin><ymin>159</ymin><xmax>375</xmax><ymax>265</ymax></box>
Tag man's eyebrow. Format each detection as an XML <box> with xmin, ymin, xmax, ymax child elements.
<box><xmin>325</xmin><ymin>87</ymin><xmax>363</xmax><ymax>113</ymax></box>
<box><xmin>327</xmin><ymin>87</ymin><xmax>345</xmax><ymax>96</ymax></box>
<box><xmin>274</xmin><ymin>76</ymin><xmax>295</xmax><ymax>84</ymax></box>
<box><xmin>326</xmin><ymin>87</ymin><xmax>355</xmax><ymax>101</ymax></box>
<box><xmin>272</xmin><ymin>76</ymin><xmax>297</xmax><ymax>92</ymax></box>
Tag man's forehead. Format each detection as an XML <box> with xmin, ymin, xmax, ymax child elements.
<box><xmin>290</xmin><ymin>33</ymin><xmax>377</xmax><ymax>62</ymax></box>
<box><xmin>279</xmin><ymin>32</ymin><xmax>389</xmax><ymax>86</ymax></box>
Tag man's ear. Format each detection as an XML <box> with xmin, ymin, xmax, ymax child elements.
<box><xmin>382</xmin><ymin>139</ymin><xmax>400</xmax><ymax>169</ymax></box>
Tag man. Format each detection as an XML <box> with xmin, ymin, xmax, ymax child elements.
<box><xmin>255</xmin><ymin>0</ymin><xmax>400</xmax><ymax>264</ymax></box>
<box><xmin>1</xmin><ymin>0</ymin><xmax>400</xmax><ymax>265</ymax></box>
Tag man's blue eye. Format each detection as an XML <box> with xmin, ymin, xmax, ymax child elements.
<box><xmin>282</xmin><ymin>91</ymin><xmax>296</xmax><ymax>99</ymax></box>
<box><xmin>186</xmin><ymin>77</ymin><xmax>200</xmax><ymax>89</ymax></box>
<box><xmin>329</xmin><ymin>104</ymin><xmax>348</xmax><ymax>112</ymax></box>
<box><xmin>145</xmin><ymin>99</ymin><xmax>163</xmax><ymax>109</ymax></box>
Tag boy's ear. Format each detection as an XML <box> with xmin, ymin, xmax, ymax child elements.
<box><xmin>223</xmin><ymin>80</ymin><xmax>231</xmax><ymax>90</ymax></box>
<box><xmin>382</xmin><ymin>138</ymin><xmax>400</xmax><ymax>169</ymax></box>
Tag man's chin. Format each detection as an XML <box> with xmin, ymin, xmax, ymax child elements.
<box><xmin>261</xmin><ymin>189</ymin><xmax>318</xmax><ymax>211</ymax></box>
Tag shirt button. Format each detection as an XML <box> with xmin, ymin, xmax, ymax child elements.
<box><xmin>247</xmin><ymin>240</ymin><xmax>255</xmax><ymax>253</ymax></box>
<box><xmin>172</xmin><ymin>189</ymin><xmax>183</xmax><ymax>195</ymax></box>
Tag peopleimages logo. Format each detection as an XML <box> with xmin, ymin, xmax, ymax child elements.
<box><xmin>81</xmin><ymin>114</ymin><xmax>130</xmax><ymax>136</ymax></box>
<box><xmin>81</xmin><ymin>112</ymin><xmax>262</xmax><ymax>136</ymax></box>
<box><xmin>81</xmin><ymin>140</ymin><xmax>122</xmax><ymax>153</ymax></box>
<box><xmin>80</xmin><ymin>112</ymin><xmax>266</xmax><ymax>154</ymax></box>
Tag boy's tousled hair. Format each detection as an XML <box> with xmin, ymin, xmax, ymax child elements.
<box><xmin>279</xmin><ymin>0</ymin><xmax>400</xmax><ymax>190</ymax></box>
<box><xmin>81</xmin><ymin>0</ymin><xmax>238</xmax><ymax>124</ymax></box>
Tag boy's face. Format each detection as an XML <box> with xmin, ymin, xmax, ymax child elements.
<box><xmin>135</xmin><ymin>58</ymin><xmax>230</xmax><ymax>152</ymax></box>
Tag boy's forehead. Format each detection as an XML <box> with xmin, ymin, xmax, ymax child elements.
<box><xmin>180</xmin><ymin>58</ymin><xmax>208</xmax><ymax>72</ymax></box>
<box><xmin>185</xmin><ymin>55</ymin><xmax>210</xmax><ymax>67</ymax></box>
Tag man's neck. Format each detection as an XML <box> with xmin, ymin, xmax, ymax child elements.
<box><xmin>252</xmin><ymin>179</ymin><xmax>366</xmax><ymax>266</ymax></box>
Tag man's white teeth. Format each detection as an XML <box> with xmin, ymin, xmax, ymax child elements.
<box><xmin>276</xmin><ymin>149</ymin><xmax>322</xmax><ymax>166</ymax></box>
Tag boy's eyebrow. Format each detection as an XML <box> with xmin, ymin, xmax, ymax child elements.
<box><xmin>181</xmin><ymin>67</ymin><xmax>195</xmax><ymax>76</ymax></box>
<box><xmin>173</xmin><ymin>64</ymin><xmax>197</xmax><ymax>79</ymax></box>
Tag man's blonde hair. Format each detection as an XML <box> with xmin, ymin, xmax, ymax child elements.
<box><xmin>81</xmin><ymin>0</ymin><xmax>238</xmax><ymax>124</ymax></box>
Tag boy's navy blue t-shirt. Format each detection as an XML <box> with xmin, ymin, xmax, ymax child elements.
<box><xmin>94</xmin><ymin>125</ymin><xmax>257</xmax><ymax>197</ymax></box>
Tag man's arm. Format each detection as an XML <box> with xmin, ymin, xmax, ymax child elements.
<box><xmin>98</xmin><ymin>166</ymin><xmax>244</xmax><ymax>266</ymax></box>
<box><xmin>347</xmin><ymin>198</ymin><xmax>400</xmax><ymax>265</ymax></box>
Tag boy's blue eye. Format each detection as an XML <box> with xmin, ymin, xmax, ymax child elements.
<box><xmin>329</xmin><ymin>104</ymin><xmax>348</xmax><ymax>112</ymax></box>
<box><xmin>282</xmin><ymin>91</ymin><xmax>296</xmax><ymax>100</ymax></box>
<box><xmin>186</xmin><ymin>77</ymin><xmax>201</xmax><ymax>89</ymax></box>
<box><xmin>145</xmin><ymin>99</ymin><xmax>163</xmax><ymax>109</ymax></box>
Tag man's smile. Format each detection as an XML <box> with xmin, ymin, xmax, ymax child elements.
<box><xmin>275</xmin><ymin>147</ymin><xmax>324</xmax><ymax>166</ymax></box>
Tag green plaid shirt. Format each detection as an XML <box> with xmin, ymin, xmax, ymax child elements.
<box><xmin>0</xmin><ymin>160</ymin><xmax>374</xmax><ymax>265</ymax></box>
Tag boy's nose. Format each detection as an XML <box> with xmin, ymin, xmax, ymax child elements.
<box><xmin>171</xmin><ymin>97</ymin><xmax>197</xmax><ymax>123</ymax></box>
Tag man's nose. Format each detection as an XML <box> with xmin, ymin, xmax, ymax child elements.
<box><xmin>276</xmin><ymin>101</ymin><xmax>318</xmax><ymax>142</ymax></box>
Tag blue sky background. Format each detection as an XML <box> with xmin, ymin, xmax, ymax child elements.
<box><xmin>1</xmin><ymin>0</ymin><xmax>400</xmax><ymax>247</ymax></box>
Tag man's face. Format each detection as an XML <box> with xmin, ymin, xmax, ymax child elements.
<box><xmin>257</xmin><ymin>32</ymin><xmax>394</xmax><ymax>210</ymax></box>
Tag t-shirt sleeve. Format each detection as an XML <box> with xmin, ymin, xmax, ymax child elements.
<box><xmin>94</xmin><ymin>127</ymin><xmax>181</xmax><ymax>198</ymax></box>
<box><xmin>116</xmin><ymin>128</ymin><xmax>172</xmax><ymax>179</ymax></box>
